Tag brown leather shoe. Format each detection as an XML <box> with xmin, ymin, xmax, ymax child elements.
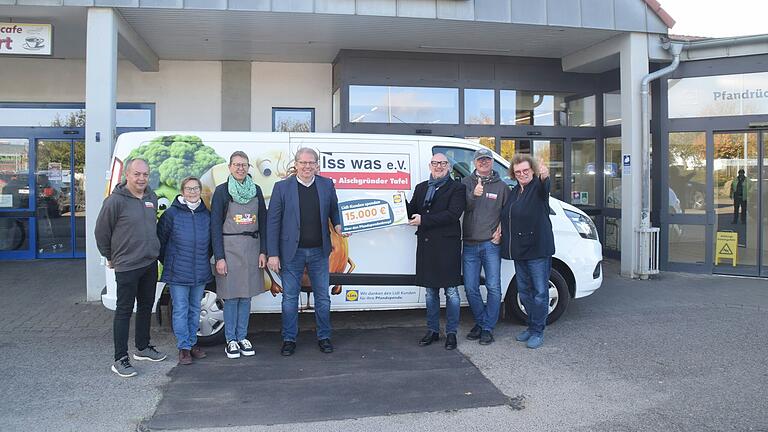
<box><xmin>178</xmin><ymin>349</ymin><xmax>192</xmax><ymax>365</ymax></box>
<box><xmin>190</xmin><ymin>346</ymin><xmax>207</xmax><ymax>359</ymax></box>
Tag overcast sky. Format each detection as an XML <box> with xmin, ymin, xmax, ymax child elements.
<box><xmin>661</xmin><ymin>0</ymin><xmax>768</xmax><ymax>38</ymax></box>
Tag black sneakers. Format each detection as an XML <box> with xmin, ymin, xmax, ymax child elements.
<box><xmin>318</xmin><ymin>338</ymin><xmax>334</xmax><ymax>354</ymax></box>
<box><xmin>281</xmin><ymin>341</ymin><xmax>296</xmax><ymax>356</ymax></box>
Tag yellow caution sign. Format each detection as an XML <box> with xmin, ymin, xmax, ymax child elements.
<box><xmin>715</xmin><ymin>231</ymin><xmax>738</xmax><ymax>267</ymax></box>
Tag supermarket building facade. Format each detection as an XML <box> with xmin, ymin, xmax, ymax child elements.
<box><xmin>0</xmin><ymin>1</ymin><xmax>767</xmax><ymax>300</ymax></box>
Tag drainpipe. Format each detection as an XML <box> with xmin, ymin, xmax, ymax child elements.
<box><xmin>638</xmin><ymin>41</ymin><xmax>684</xmax><ymax>279</ymax></box>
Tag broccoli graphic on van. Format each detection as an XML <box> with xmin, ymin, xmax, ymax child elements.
<box><xmin>126</xmin><ymin>134</ymin><xmax>225</xmax><ymax>211</ymax></box>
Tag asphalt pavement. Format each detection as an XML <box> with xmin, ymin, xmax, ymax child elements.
<box><xmin>0</xmin><ymin>259</ymin><xmax>766</xmax><ymax>432</ymax></box>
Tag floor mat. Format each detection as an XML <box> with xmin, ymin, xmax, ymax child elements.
<box><xmin>145</xmin><ymin>327</ymin><xmax>509</xmax><ymax>429</ymax></box>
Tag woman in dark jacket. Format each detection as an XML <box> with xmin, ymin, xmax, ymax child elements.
<box><xmin>157</xmin><ymin>176</ymin><xmax>213</xmax><ymax>365</ymax></box>
<box><xmin>500</xmin><ymin>154</ymin><xmax>554</xmax><ymax>349</ymax></box>
<box><xmin>407</xmin><ymin>153</ymin><xmax>466</xmax><ymax>350</ymax></box>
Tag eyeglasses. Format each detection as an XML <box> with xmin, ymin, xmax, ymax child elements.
<box><xmin>476</xmin><ymin>158</ymin><xmax>492</xmax><ymax>163</ymax></box>
<box><xmin>430</xmin><ymin>161</ymin><xmax>449</xmax><ymax>167</ymax></box>
<box><xmin>296</xmin><ymin>161</ymin><xmax>317</xmax><ymax>166</ymax></box>
<box><xmin>231</xmin><ymin>163</ymin><xmax>250</xmax><ymax>169</ymax></box>
<box><xmin>513</xmin><ymin>168</ymin><xmax>532</xmax><ymax>176</ymax></box>
<box><xmin>183</xmin><ymin>186</ymin><xmax>201</xmax><ymax>192</ymax></box>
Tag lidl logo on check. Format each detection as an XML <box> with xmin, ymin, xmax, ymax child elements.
<box><xmin>345</xmin><ymin>290</ymin><xmax>359</xmax><ymax>301</ymax></box>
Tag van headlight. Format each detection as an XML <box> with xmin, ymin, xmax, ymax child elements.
<box><xmin>564</xmin><ymin>209</ymin><xmax>599</xmax><ymax>240</ymax></box>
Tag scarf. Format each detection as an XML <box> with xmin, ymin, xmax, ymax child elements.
<box><xmin>178</xmin><ymin>196</ymin><xmax>201</xmax><ymax>211</ymax></box>
<box><xmin>423</xmin><ymin>174</ymin><xmax>451</xmax><ymax>208</ymax></box>
<box><xmin>228</xmin><ymin>174</ymin><xmax>257</xmax><ymax>204</ymax></box>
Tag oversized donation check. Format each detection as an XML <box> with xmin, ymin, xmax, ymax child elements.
<box><xmin>338</xmin><ymin>191</ymin><xmax>409</xmax><ymax>234</ymax></box>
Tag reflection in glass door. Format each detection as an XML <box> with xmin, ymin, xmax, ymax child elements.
<box><xmin>501</xmin><ymin>138</ymin><xmax>564</xmax><ymax>200</ymax></box>
<box><xmin>712</xmin><ymin>132</ymin><xmax>759</xmax><ymax>275</ymax></box>
<box><xmin>35</xmin><ymin>139</ymin><xmax>85</xmax><ymax>257</ymax></box>
<box><xmin>763</xmin><ymin>132</ymin><xmax>768</xmax><ymax>277</ymax></box>
<box><xmin>0</xmin><ymin>138</ymin><xmax>33</xmax><ymax>258</ymax></box>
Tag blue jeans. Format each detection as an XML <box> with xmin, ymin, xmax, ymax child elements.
<box><xmin>514</xmin><ymin>257</ymin><xmax>552</xmax><ymax>335</ymax></box>
<box><xmin>425</xmin><ymin>286</ymin><xmax>460</xmax><ymax>335</ymax></box>
<box><xmin>462</xmin><ymin>241</ymin><xmax>502</xmax><ymax>332</ymax></box>
<box><xmin>281</xmin><ymin>247</ymin><xmax>331</xmax><ymax>342</ymax></box>
<box><xmin>169</xmin><ymin>284</ymin><xmax>206</xmax><ymax>350</ymax></box>
<box><xmin>223</xmin><ymin>297</ymin><xmax>251</xmax><ymax>342</ymax></box>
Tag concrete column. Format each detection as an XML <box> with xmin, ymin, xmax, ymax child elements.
<box><xmin>221</xmin><ymin>61</ymin><xmax>252</xmax><ymax>131</ymax></box>
<box><xmin>619</xmin><ymin>33</ymin><xmax>649</xmax><ymax>278</ymax></box>
<box><xmin>85</xmin><ymin>8</ymin><xmax>118</xmax><ymax>301</ymax></box>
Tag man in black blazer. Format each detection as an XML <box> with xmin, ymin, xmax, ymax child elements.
<box><xmin>407</xmin><ymin>153</ymin><xmax>466</xmax><ymax>350</ymax></box>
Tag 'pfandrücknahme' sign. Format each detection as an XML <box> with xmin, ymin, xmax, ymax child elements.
<box><xmin>0</xmin><ymin>23</ymin><xmax>52</xmax><ymax>56</ymax></box>
<box><xmin>668</xmin><ymin>71</ymin><xmax>768</xmax><ymax>119</ymax></box>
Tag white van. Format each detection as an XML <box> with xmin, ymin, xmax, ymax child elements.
<box><xmin>102</xmin><ymin>132</ymin><xmax>602</xmax><ymax>345</ymax></box>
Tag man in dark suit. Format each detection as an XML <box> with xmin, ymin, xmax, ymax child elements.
<box><xmin>267</xmin><ymin>148</ymin><xmax>344</xmax><ymax>356</ymax></box>
<box><xmin>407</xmin><ymin>152</ymin><xmax>466</xmax><ymax>350</ymax></box>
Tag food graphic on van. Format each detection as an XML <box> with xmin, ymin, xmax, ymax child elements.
<box><xmin>125</xmin><ymin>134</ymin><xmax>225</xmax><ymax>212</ymax></box>
<box><xmin>102</xmin><ymin>132</ymin><xmax>603</xmax><ymax>346</ymax></box>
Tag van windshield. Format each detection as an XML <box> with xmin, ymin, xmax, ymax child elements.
<box><xmin>432</xmin><ymin>146</ymin><xmax>516</xmax><ymax>187</ymax></box>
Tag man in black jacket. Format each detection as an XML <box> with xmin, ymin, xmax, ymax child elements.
<box><xmin>95</xmin><ymin>158</ymin><xmax>166</xmax><ymax>378</ymax></box>
<box><xmin>407</xmin><ymin>153</ymin><xmax>466</xmax><ymax>350</ymax></box>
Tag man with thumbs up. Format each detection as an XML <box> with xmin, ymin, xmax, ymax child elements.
<box><xmin>461</xmin><ymin>148</ymin><xmax>509</xmax><ymax>345</ymax></box>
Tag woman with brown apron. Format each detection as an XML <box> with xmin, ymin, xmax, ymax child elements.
<box><xmin>211</xmin><ymin>151</ymin><xmax>267</xmax><ymax>359</ymax></box>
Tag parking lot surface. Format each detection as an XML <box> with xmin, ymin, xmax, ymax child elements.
<box><xmin>0</xmin><ymin>260</ymin><xmax>766</xmax><ymax>432</ymax></box>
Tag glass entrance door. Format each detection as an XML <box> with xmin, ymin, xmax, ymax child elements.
<box><xmin>35</xmin><ymin>139</ymin><xmax>85</xmax><ymax>258</ymax></box>
<box><xmin>0</xmin><ymin>138</ymin><xmax>33</xmax><ymax>258</ymax></box>
<box><xmin>712</xmin><ymin>131</ymin><xmax>765</xmax><ymax>276</ymax></box>
<box><xmin>500</xmin><ymin>138</ymin><xmax>564</xmax><ymax>200</ymax></box>
<box><xmin>762</xmin><ymin>131</ymin><xmax>768</xmax><ymax>277</ymax></box>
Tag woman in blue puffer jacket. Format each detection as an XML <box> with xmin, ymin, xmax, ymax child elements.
<box><xmin>157</xmin><ymin>176</ymin><xmax>214</xmax><ymax>365</ymax></box>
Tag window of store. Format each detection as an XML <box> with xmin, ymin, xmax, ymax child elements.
<box><xmin>465</xmin><ymin>136</ymin><xmax>495</xmax><ymax>151</ymax></box>
<box><xmin>668</xmin><ymin>132</ymin><xmax>706</xmax><ymax>214</ymax></box>
<box><xmin>567</xmin><ymin>95</ymin><xmax>597</xmax><ymax>127</ymax></box>
<box><xmin>603</xmin><ymin>90</ymin><xmax>621</xmax><ymax>126</ymax></box>
<box><xmin>464</xmin><ymin>89</ymin><xmax>495</xmax><ymax>125</ymax></box>
<box><xmin>668</xmin><ymin>224</ymin><xmax>706</xmax><ymax>264</ymax></box>
<box><xmin>332</xmin><ymin>89</ymin><xmax>341</xmax><ymax>128</ymax></box>
<box><xmin>349</xmin><ymin>85</ymin><xmax>459</xmax><ymax>124</ymax></box>
<box><xmin>668</xmin><ymin>72</ymin><xmax>768</xmax><ymax>119</ymax></box>
<box><xmin>0</xmin><ymin>102</ymin><xmax>154</xmax><ymax>260</ymax></box>
<box><xmin>272</xmin><ymin>108</ymin><xmax>315</xmax><ymax>132</ymax></box>
<box><xmin>604</xmin><ymin>137</ymin><xmax>622</xmax><ymax>208</ymax></box>
<box><xmin>571</xmin><ymin>139</ymin><xmax>596</xmax><ymax>206</ymax></box>
<box><xmin>0</xmin><ymin>105</ymin><xmax>153</xmax><ymax>129</ymax></box>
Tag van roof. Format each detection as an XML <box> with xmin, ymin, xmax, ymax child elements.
<box><xmin>115</xmin><ymin>131</ymin><xmax>484</xmax><ymax>147</ymax></box>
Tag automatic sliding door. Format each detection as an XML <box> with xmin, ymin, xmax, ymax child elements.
<box><xmin>0</xmin><ymin>138</ymin><xmax>34</xmax><ymax>258</ymax></box>
<box><xmin>712</xmin><ymin>132</ymin><xmax>758</xmax><ymax>275</ymax></box>
<box><xmin>762</xmin><ymin>132</ymin><xmax>768</xmax><ymax>277</ymax></box>
<box><xmin>500</xmin><ymin>138</ymin><xmax>564</xmax><ymax>200</ymax></box>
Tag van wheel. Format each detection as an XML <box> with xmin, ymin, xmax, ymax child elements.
<box><xmin>196</xmin><ymin>289</ymin><xmax>226</xmax><ymax>346</ymax></box>
<box><xmin>504</xmin><ymin>267</ymin><xmax>570</xmax><ymax>325</ymax></box>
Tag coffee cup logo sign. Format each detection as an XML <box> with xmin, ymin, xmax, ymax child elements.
<box><xmin>0</xmin><ymin>23</ymin><xmax>52</xmax><ymax>56</ymax></box>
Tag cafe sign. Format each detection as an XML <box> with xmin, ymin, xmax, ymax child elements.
<box><xmin>0</xmin><ymin>23</ymin><xmax>52</xmax><ymax>56</ymax></box>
